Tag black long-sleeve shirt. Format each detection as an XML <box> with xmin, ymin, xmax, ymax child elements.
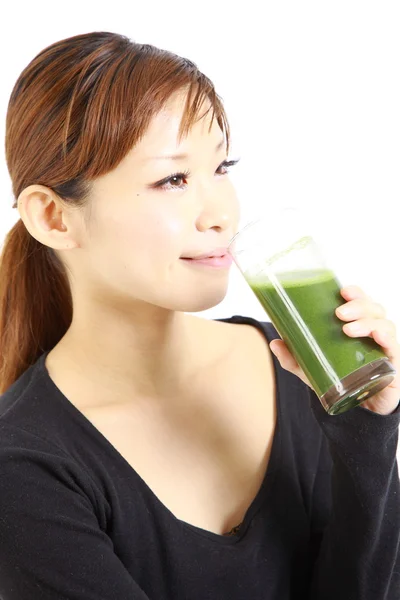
<box><xmin>0</xmin><ymin>315</ymin><xmax>399</xmax><ymax>599</ymax></box>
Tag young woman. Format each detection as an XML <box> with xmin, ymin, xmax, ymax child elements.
<box><xmin>0</xmin><ymin>31</ymin><xmax>399</xmax><ymax>600</ymax></box>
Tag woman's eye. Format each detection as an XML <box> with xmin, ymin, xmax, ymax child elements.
<box><xmin>153</xmin><ymin>158</ymin><xmax>241</xmax><ymax>191</ymax></box>
<box><xmin>168</xmin><ymin>174</ymin><xmax>188</xmax><ymax>188</ymax></box>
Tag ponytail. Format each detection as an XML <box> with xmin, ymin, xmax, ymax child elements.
<box><xmin>0</xmin><ymin>219</ymin><xmax>72</xmax><ymax>393</ymax></box>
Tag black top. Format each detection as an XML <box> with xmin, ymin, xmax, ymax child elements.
<box><xmin>0</xmin><ymin>315</ymin><xmax>399</xmax><ymax>600</ymax></box>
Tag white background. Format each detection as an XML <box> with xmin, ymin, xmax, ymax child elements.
<box><xmin>0</xmin><ymin>1</ymin><xmax>399</xmax><ymax>451</ymax></box>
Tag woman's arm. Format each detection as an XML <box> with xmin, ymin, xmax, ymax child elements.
<box><xmin>0</xmin><ymin>423</ymin><xmax>150</xmax><ymax>600</ymax></box>
<box><xmin>308</xmin><ymin>389</ymin><xmax>400</xmax><ymax>600</ymax></box>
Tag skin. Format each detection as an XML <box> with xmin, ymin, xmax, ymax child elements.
<box><xmin>17</xmin><ymin>89</ymin><xmax>241</xmax><ymax>406</ymax></box>
<box><xmin>17</xmin><ymin>88</ymin><xmax>399</xmax><ymax>416</ymax></box>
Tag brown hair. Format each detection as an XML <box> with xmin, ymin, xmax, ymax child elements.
<box><xmin>0</xmin><ymin>31</ymin><xmax>231</xmax><ymax>394</ymax></box>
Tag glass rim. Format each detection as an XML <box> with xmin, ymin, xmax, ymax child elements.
<box><xmin>227</xmin><ymin>217</ymin><xmax>267</xmax><ymax>253</ymax></box>
<box><xmin>227</xmin><ymin>206</ymin><xmax>305</xmax><ymax>254</ymax></box>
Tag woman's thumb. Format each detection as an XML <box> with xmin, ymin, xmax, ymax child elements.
<box><xmin>269</xmin><ymin>340</ymin><xmax>283</xmax><ymax>359</ymax></box>
<box><xmin>269</xmin><ymin>339</ymin><xmax>312</xmax><ymax>389</ymax></box>
<box><xmin>270</xmin><ymin>340</ymin><xmax>298</xmax><ymax>370</ymax></box>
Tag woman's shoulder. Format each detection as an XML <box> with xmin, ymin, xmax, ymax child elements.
<box><xmin>0</xmin><ymin>352</ymin><xmax>82</xmax><ymax>461</ymax></box>
<box><xmin>211</xmin><ymin>314</ymin><xmax>322</xmax><ymax>433</ymax></box>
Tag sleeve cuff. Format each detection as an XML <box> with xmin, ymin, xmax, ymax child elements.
<box><xmin>308</xmin><ymin>386</ymin><xmax>400</xmax><ymax>458</ymax></box>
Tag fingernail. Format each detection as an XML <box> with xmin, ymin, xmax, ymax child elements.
<box><xmin>346</xmin><ymin>322</ymin><xmax>363</xmax><ymax>334</ymax></box>
<box><xmin>337</xmin><ymin>306</ymin><xmax>353</xmax><ymax>317</ymax></box>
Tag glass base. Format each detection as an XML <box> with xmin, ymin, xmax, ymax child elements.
<box><xmin>320</xmin><ymin>358</ymin><xmax>397</xmax><ymax>415</ymax></box>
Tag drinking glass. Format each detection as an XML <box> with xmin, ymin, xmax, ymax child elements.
<box><xmin>228</xmin><ymin>207</ymin><xmax>396</xmax><ymax>415</ymax></box>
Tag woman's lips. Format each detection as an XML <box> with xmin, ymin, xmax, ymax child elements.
<box><xmin>180</xmin><ymin>254</ymin><xmax>233</xmax><ymax>268</ymax></box>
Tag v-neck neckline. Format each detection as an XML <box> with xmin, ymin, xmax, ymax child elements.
<box><xmin>37</xmin><ymin>315</ymin><xmax>283</xmax><ymax>546</ymax></box>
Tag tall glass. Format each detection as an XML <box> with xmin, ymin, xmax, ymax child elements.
<box><xmin>228</xmin><ymin>207</ymin><xmax>396</xmax><ymax>415</ymax></box>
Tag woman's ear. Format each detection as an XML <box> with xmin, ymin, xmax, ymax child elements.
<box><xmin>17</xmin><ymin>185</ymin><xmax>79</xmax><ymax>251</ymax></box>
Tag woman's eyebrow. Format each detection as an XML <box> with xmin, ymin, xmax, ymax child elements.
<box><xmin>143</xmin><ymin>138</ymin><xmax>226</xmax><ymax>162</ymax></box>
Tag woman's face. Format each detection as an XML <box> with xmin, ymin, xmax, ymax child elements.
<box><xmin>67</xmin><ymin>90</ymin><xmax>241</xmax><ymax>315</ymax></box>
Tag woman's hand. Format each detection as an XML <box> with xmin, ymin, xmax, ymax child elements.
<box><xmin>269</xmin><ymin>285</ymin><xmax>400</xmax><ymax>416</ymax></box>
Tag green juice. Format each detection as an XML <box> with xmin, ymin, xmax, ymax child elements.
<box><xmin>247</xmin><ymin>269</ymin><xmax>387</xmax><ymax>400</ymax></box>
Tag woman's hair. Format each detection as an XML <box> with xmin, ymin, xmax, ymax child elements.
<box><xmin>0</xmin><ymin>31</ymin><xmax>231</xmax><ymax>394</ymax></box>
